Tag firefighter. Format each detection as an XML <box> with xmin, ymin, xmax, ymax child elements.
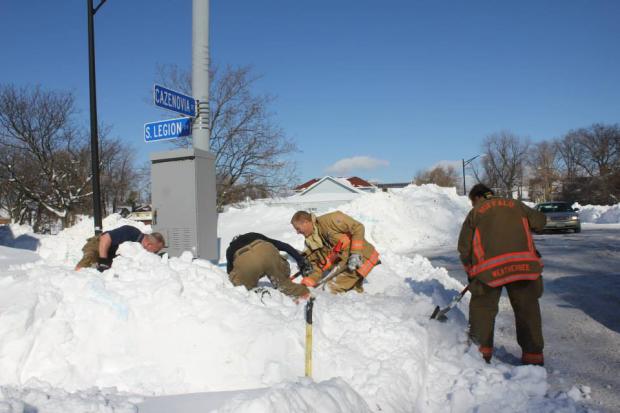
<box><xmin>458</xmin><ymin>183</ymin><xmax>547</xmax><ymax>366</ymax></box>
<box><xmin>290</xmin><ymin>210</ymin><xmax>380</xmax><ymax>294</ymax></box>
<box><xmin>226</xmin><ymin>232</ymin><xmax>312</xmax><ymax>299</ymax></box>
<box><xmin>75</xmin><ymin>225</ymin><xmax>165</xmax><ymax>272</ymax></box>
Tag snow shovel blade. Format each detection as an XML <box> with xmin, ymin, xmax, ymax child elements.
<box><xmin>430</xmin><ymin>305</ymin><xmax>449</xmax><ymax>322</ymax></box>
<box><xmin>430</xmin><ymin>285</ymin><xmax>469</xmax><ymax>322</ymax></box>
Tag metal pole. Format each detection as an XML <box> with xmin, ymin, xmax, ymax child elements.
<box><xmin>192</xmin><ymin>0</ymin><xmax>210</xmax><ymax>150</ymax></box>
<box><xmin>462</xmin><ymin>158</ymin><xmax>466</xmax><ymax>196</ymax></box>
<box><xmin>87</xmin><ymin>0</ymin><xmax>103</xmax><ymax>234</ymax></box>
<box><xmin>304</xmin><ymin>297</ymin><xmax>314</xmax><ymax>378</ymax></box>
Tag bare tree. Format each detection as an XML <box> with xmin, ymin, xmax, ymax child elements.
<box><xmin>156</xmin><ymin>64</ymin><xmax>298</xmax><ymax>207</ymax></box>
<box><xmin>0</xmin><ymin>85</ymin><xmax>94</xmax><ymax>229</ymax></box>
<box><xmin>557</xmin><ymin>123</ymin><xmax>620</xmax><ymax>203</ymax></box>
<box><xmin>528</xmin><ymin>141</ymin><xmax>561</xmax><ymax>202</ymax></box>
<box><xmin>0</xmin><ymin>84</ymin><xmax>142</xmax><ymax>230</ymax></box>
<box><xmin>100</xmin><ymin>135</ymin><xmax>141</xmax><ymax>213</ymax></box>
<box><xmin>481</xmin><ymin>131</ymin><xmax>530</xmax><ymax>198</ymax></box>
<box><xmin>570</xmin><ymin>124</ymin><xmax>619</xmax><ymax>178</ymax></box>
<box><xmin>414</xmin><ymin>165</ymin><xmax>459</xmax><ymax>187</ymax></box>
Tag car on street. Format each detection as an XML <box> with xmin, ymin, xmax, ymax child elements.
<box><xmin>535</xmin><ymin>201</ymin><xmax>581</xmax><ymax>233</ymax></box>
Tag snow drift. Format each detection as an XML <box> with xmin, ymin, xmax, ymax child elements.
<box><xmin>0</xmin><ymin>185</ymin><xmax>584</xmax><ymax>412</ymax></box>
<box><xmin>574</xmin><ymin>202</ymin><xmax>620</xmax><ymax>224</ymax></box>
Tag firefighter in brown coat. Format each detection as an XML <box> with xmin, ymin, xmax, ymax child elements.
<box><xmin>458</xmin><ymin>183</ymin><xmax>547</xmax><ymax>366</ymax></box>
<box><xmin>291</xmin><ymin>210</ymin><xmax>380</xmax><ymax>294</ymax></box>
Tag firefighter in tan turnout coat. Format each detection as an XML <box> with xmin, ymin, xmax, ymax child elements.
<box><xmin>458</xmin><ymin>183</ymin><xmax>547</xmax><ymax>366</ymax></box>
<box><xmin>291</xmin><ymin>210</ymin><xmax>380</xmax><ymax>294</ymax></box>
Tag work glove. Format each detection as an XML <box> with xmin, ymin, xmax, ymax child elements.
<box><xmin>300</xmin><ymin>258</ymin><xmax>313</xmax><ymax>277</ymax></box>
<box><xmin>347</xmin><ymin>253</ymin><xmax>363</xmax><ymax>271</ymax></box>
<box><xmin>96</xmin><ymin>257</ymin><xmax>112</xmax><ymax>273</ymax></box>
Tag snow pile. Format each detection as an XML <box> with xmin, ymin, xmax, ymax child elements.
<box><xmin>211</xmin><ymin>378</ymin><xmax>371</xmax><ymax>413</ymax></box>
<box><xmin>341</xmin><ymin>184</ymin><xmax>471</xmax><ymax>253</ymax></box>
<box><xmin>0</xmin><ymin>383</ymin><xmax>137</xmax><ymax>413</ymax></box>
<box><xmin>37</xmin><ymin>214</ymin><xmax>150</xmax><ymax>266</ymax></box>
<box><xmin>222</xmin><ymin>184</ymin><xmax>471</xmax><ymax>255</ymax></box>
<box><xmin>0</xmin><ymin>244</ymin><xmax>576</xmax><ymax>412</ymax></box>
<box><xmin>574</xmin><ymin>202</ymin><xmax>620</xmax><ymax>224</ymax></box>
<box><xmin>0</xmin><ymin>185</ymin><xmax>585</xmax><ymax>412</ymax></box>
<box><xmin>218</xmin><ymin>203</ymin><xmax>300</xmax><ymax>261</ymax></box>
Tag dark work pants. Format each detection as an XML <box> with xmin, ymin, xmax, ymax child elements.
<box><xmin>469</xmin><ymin>276</ymin><xmax>544</xmax><ymax>362</ymax></box>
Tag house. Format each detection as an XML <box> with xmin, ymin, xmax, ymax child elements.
<box><xmin>270</xmin><ymin>176</ymin><xmax>377</xmax><ymax>212</ymax></box>
<box><xmin>294</xmin><ymin>176</ymin><xmax>377</xmax><ymax>193</ymax></box>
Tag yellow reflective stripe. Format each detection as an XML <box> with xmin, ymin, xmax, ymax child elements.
<box><xmin>357</xmin><ymin>250</ymin><xmax>379</xmax><ymax>277</ymax></box>
<box><xmin>469</xmin><ymin>252</ymin><xmax>540</xmax><ymax>275</ymax></box>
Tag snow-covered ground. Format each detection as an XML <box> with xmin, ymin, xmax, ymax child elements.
<box><xmin>1</xmin><ymin>185</ymin><xmax>615</xmax><ymax>412</ymax></box>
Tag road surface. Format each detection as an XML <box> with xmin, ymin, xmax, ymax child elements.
<box><xmin>419</xmin><ymin>224</ymin><xmax>620</xmax><ymax>413</ymax></box>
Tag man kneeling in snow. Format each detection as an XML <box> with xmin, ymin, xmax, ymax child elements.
<box><xmin>291</xmin><ymin>210</ymin><xmax>380</xmax><ymax>294</ymax></box>
<box><xmin>226</xmin><ymin>232</ymin><xmax>312</xmax><ymax>300</ymax></box>
<box><xmin>75</xmin><ymin>225</ymin><xmax>165</xmax><ymax>272</ymax></box>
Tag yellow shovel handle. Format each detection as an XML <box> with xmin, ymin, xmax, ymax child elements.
<box><xmin>305</xmin><ymin>322</ymin><xmax>313</xmax><ymax>377</ymax></box>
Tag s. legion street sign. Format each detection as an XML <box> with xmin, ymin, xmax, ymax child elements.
<box><xmin>154</xmin><ymin>84</ymin><xmax>196</xmax><ymax>117</ymax></box>
<box><xmin>144</xmin><ymin>117</ymin><xmax>192</xmax><ymax>143</ymax></box>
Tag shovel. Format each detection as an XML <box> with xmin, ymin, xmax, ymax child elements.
<box><xmin>430</xmin><ymin>285</ymin><xmax>470</xmax><ymax>322</ymax></box>
<box><xmin>315</xmin><ymin>263</ymin><xmax>346</xmax><ymax>290</ymax></box>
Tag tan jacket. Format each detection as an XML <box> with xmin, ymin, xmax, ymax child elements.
<box><xmin>458</xmin><ymin>196</ymin><xmax>546</xmax><ymax>287</ymax></box>
<box><xmin>304</xmin><ymin>211</ymin><xmax>379</xmax><ymax>283</ymax></box>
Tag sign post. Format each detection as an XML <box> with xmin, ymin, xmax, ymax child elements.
<box><xmin>148</xmin><ymin>0</ymin><xmax>218</xmax><ymax>263</ymax></box>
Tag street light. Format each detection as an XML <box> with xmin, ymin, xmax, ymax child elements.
<box><xmin>87</xmin><ymin>0</ymin><xmax>107</xmax><ymax>234</ymax></box>
<box><xmin>462</xmin><ymin>155</ymin><xmax>481</xmax><ymax>196</ymax></box>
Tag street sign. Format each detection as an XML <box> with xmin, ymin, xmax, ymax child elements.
<box><xmin>144</xmin><ymin>117</ymin><xmax>192</xmax><ymax>143</ymax></box>
<box><xmin>154</xmin><ymin>84</ymin><xmax>196</xmax><ymax>117</ymax></box>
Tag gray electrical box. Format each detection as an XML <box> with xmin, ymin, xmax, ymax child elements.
<box><xmin>150</xmin><ymin>148</ymin><xmax>219</xmax><ymax>261</ymax></box>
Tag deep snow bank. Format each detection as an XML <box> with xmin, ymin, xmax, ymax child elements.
<box><xmin>207</xmin><ymin>378</ymin><xmax>371</xmax><ymax>413</ymax></box>
<box><xmin>1</xmin><ymin>378</ymin><xmax>370</xmax><ymax>413</ymax></box>
<box><xmin>574</xmin><ymin>202</ymin><xmax>620</xmax><ymax>224</ymax></box>
<box><xmin>0</xmin><ymin>383</ymin><xmax>138</xmax><ymax>413</ymax></box>
<box><xmin>219</xmin><ymin>184</ymin><xmax>471</xmax><ymax>256</ymax></box>
<box><xmin>341</xmin><ymin>184</ymin><xmax>471</xmax><ymax>254</ymax></box>
<box><xmin>0</xmin><ymin>244</ymin><xmax>577</xmax><ymax>412</ymax></box>
<box><xmin>0</xmin><ymin>185</ymin><xmax>584</xmax><ymax>412</ymax></box>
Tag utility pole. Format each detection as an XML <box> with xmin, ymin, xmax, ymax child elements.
<box><xmin>192</xmin><ymin>0</ymin><xmax>210</xmax><ymax>150</ymax></box>
<box><xmin>462</xmin><ymin>155</ymin><xmax>481</xmax><ymax>196</ymax></box>
<box><xmin>462</xmin><ymin>159</ymin><xmax>466</xmax><ymax>196</ymax></box>
<box><xmin>87</xmin><ymin>0</ymin><xmax>107</xmax><ymax>234</ymax></box>
<box><xmin>149</xmin><ymin>0</ymin><xmax>218</xmax><ymax>261</ymax></box>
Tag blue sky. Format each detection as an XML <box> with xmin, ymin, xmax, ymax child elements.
<box><xmin>1</xmin><ymin>0</ymin><xmax>619</xmax><ymax>184</ymax></box>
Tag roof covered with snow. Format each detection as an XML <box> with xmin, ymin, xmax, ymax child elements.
<box><xmin>295</xmin><ymin>176</ymin><xmax>375</xmax><ymax>192</ymax></box>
